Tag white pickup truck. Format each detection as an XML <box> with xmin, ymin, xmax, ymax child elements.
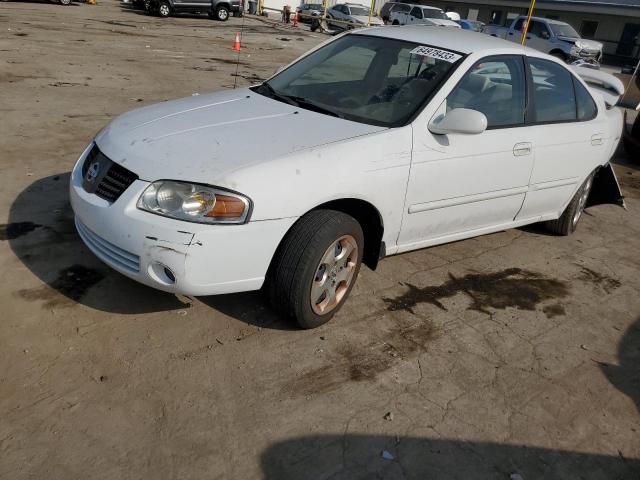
<box><xmin>484</xmin><ymin>16</ymin><xmax>603</xmax><ymax>63</ymax></box>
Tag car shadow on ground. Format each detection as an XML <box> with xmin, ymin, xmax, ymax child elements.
<box><xmin>6</xmin><ymin>173</ymin><xmax>296</xmax><ymax>327</ymax></box>
<box><xmin>5</xmin><ymin>173</ymin><xmax>187</xmax><ymax>314</ymax></box>
<box><xmin>261</xmin><ymin>319</ymin><xmax>640</xmax><ymax>478</ymax></box>
<box><xmin>261</xmin><ymin>434</ymin><xmax>640</xmax><ymax>479</ymax></box>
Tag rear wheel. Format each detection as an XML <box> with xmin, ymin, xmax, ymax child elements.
<box><xmin>157</xmin><ymin>1</ymin><xmax>171</xmax><ymax>16</ymax></box>
<box><xmin>267</xmin><ymin>210</ymin><xmax>364</xmax><ymax>329</ymax></box>
<box><xmin>545</xmin><ymin>171</ymin><xmax>595</xmax><ymax>235</ymax></box>
<box><xmin>392</xmin><ymin>19</ymin><xmax>399</xmax><ymax>25</ymax></box>
<box><xmin>59</xmin><ymin>0</ymin><xmax>71</xmax><ymax>5</ymax></box>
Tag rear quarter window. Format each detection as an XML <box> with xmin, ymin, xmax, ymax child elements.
<box><xmin>573</xmin><ymin>77</ymin><xmax>598</xmax><ymax>121</ymax></box>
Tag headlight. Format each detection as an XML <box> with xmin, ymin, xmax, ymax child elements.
<box><xmin>137</xmin><ymin>180</ymin><xmax>251</xmax><ymax>224</ymax></box>
<box><xmin>574</xmin><ymin>40</ymin><xmax>585</xmax><ymax>50</ymax></box>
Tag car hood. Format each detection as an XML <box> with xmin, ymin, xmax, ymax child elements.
<box><xmin>558</xmin><ymin>36</ymin><xmax>603</xmax><ymax>51</ymax></box>
<box><xmin>95</xmin><ymin>88</ymin><xmax>384</xmax><ymax>184</ymax></box>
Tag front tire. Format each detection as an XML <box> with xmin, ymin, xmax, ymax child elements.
<box><xmin>59</xmin><ymin>0</ymin><xmax>71</xmax><ymax>5</ymax></box>
<box><xmin>215</xmin><ymin>5</ymin><xmax>229</xmax><ymax>20</ymax></box>
<box><xmin>545</xmin><ymin>171</ymin><xmax>595</xmax><ymax>235</ymax></box>
<box><xmin>157</xmin><ymin>1</ymin><xmax>171</xmax><ymax>16</ymax></box>
<box><xmin>267</xmin><ymin>210</ymin><xmax>364</xmax><ymax>329</ymax></box>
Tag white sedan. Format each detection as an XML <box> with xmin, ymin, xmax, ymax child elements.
<box><xmin>70</xmin><ymin>26</ymin><xmax>625</xmax><ymax>329</ymax></box>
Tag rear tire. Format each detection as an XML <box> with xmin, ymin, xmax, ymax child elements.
<box><xmin>267</xmin><ymin>210</ymin><xmax>364</xmax><ymax>329</ymax></box>
<box><xmin>59</xmin><ymin>0</ymin><xmax>71</xmax><ymax>5</ymax></box>
<box><xmin>545</xmin><ymin>171</ymin><xmax>595</xmax><ymax>235</ymax></box>
<box><xmin>392</xmin><ymin>19</ymin><xmax>399</xmax><ymax>25</ymax></box>
<box><xmin>157</xmin><ymin>1</ymin><xmax>171</xmax><ymax>16</ymax></box>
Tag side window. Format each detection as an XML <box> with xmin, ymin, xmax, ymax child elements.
<box><xmin>410</xmin><ymin>6</ymin><xmax>422</xmax><ymax>18</ymax></box>
<box><xmin>401</xmin><ymin>4</ymin><xmax>410</xmax><ymax>12</ymax></box>
<box><xmin>574</xmin><ymin>78</ymin><xmax>598</xmax><ymax>120</ymax></box>
<box><xmin>529</xmin><ymin>58</ymin><xmax>576</xmax><ymax>123</ymax></box>
<box><xmin>530</xmin><ymin>21</ymin><xmax>550</xmax><ymax>38</ymax></box>
<box><xmin>446</xmin><ymin>56</ymin><xmax>526</xmax><ymax>128</ymax></box>
<box><xmin>513</xmin><ymin>18</ymin><xmax>524</xmax><ymax>31</ymax></box>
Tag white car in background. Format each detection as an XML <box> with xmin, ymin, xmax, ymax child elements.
<box><xmin>70</xmin><ymin>27</ymin><xmax>624</xmax><ymax>329</ymax></box>
<box><xmin>389</xmin><ymin>4</ymin><xmax>460</xmax><ymax>27</ymax></box>
<box><xmin>327</xmin><ymin>3</ymin><xmax>384</xmax><ymax>28</ymax></box>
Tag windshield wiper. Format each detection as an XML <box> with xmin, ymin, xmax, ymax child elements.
<box><xmin>256</xmin><ymin>83</ymin><xmax>344</xmax><ymax>119</ymax></box>
<box><xmin>256</xmin><ymin>82</ymin><xmax>299</xmax><ymax>107</ymax></box>
<box><xmin>284</xmin><ymin>95</ymin><xmax>344</xmax><ymax>119</ymax></box>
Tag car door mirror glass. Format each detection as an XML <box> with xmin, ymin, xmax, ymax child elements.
<box><xmin>428</xmin><ymin>108</ymin><xmax>488</xmax><ymax>135</ymax></box>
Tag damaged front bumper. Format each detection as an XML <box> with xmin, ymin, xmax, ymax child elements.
<box><xmin>69</xmin><ymin>150</ymin><xmax>296</xmax><ymax>296</ymax></box>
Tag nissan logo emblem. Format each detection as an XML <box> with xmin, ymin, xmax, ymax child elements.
<box><xmin>85</xmin><ymin>161</ymin><xmax>100</xmax><ymax>183</ymax></box>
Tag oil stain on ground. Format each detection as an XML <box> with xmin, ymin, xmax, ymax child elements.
<box><xmin>0</xmin><ymin>222</ymin><xmax>42</xmax><ymax>240</ymax></box>
<box><xmin>578</xmin><ymin>266</ymin><xmax>621</xmax><ymax>294</ymax></box>
<box><xmin>17</xmin><ymin>265</ymin><xmax>104</xmax><ymax>308</ymax></box>
<box><xmin>384</xmin><ymin>268</ymin><xmax>570</xmax><ymax>315</ymax></box>
<box><xmin>285</xmin><ymin>319</ymin><xmax>436</xmax><ymax>397</ymax></box>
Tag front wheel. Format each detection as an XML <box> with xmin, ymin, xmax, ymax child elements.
<box><xmin>59</xmin><ymin>0</ymin><xmax>71</xmax><ymax>5</ymax></box>
<box><xmin>267</xmin><ymin>210</ymin><xmax>364</xmax><ymax>329</ymax></box>
<box><xmin>545</xmin><ymin>171</ymin><xmax>595</xmax><ymax>235</ymax></box>
<box><xmin>157</xmin><ymin>1</ymin><xmax>171</xmax><ymax>16</ymax></box>
<box><xmin>215</xmin><ymin>5</ymin><xmax>229</xmax><ymax>20</ymax></box>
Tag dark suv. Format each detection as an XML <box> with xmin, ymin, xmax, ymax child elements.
<box><xmin>151</xmin><ymin>0</ymin><xmax>242</xmax><ymax>20</ymax></box>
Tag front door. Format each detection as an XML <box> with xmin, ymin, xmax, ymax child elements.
<box><xmin>398</xmin><ymin>55</ymin><xmax>534</xmax><ymax>251</ymax></box>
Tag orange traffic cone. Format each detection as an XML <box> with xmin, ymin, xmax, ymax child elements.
<box><xmin>233</xmin><ymin>32</ymin><xmax>241</xmax><ymax>51</ymax></box>
<box><xmin>293</xmin><ymin>12</ymin><xmax>298</xmax><ymax>27</ymax></box>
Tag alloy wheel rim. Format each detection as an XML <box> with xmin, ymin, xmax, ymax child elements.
<box><xmin>310</xmin><ymin>235</ymin><xmax>358</xmax><ymax>315</ymax></box>
<box><xmin>573</xmin><ymin>176</ymin><xmax>593</xmax><ymax>226</ymax></box>
<box><xmin>219</xmin><ymin>9</ymin><xmax>228</xmax><ymax>19</ymax></box>
<box><xmin>160</xmin><ymin>5</ymin><xmax>169</xmax><ymax>14</ymax></box>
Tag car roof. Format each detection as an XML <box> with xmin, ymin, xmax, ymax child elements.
<box><xmin>529</xmin><ymin>16</ymin><xmax>569</xmax><ymax>25</ymax></box>
<box><xmin>397</xmin><ymin>3</ymin><xmax>442</xmax><ymax>10</ymax></box>
<box><xmin>352</xmin><ymin>25</ymin><xmax>529</xmax><ymax>55</ymax></box>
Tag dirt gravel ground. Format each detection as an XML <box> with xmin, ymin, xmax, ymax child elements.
<box><xmin>1</xmin><ymin>2</ymin><xmax>640</xmax><ymax>479</ymax></box>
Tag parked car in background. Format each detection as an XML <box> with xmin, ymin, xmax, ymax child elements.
<box><xmin>380</xmin><ymin>0</ymin><xmax>406</xmax><ymax>23</ymax></box>
<box><xmin>484</xmin><ymin>16</ymin><xmax>603</xmax><ymax>63</ymax></box>
<box><xmin>149</xmin><ymin>0</ymin><xmax>241</xmax><ymax>20</ymax></box>
<box><xmin>297</xmin><ymin>3</ymin><xmax>323</xmax><ymax>23</ymax></box>
<box><xmin>70</xmin><ymin>27</ymin><xmax>624</xmax><ymax>329</ymax></box>
<box><xmin>327</xmin><ymin>3</ymin><xmax>384</xmax><ymax>28</ymax></box>
<box><xmin>456</xmin><ymin>19</ymin><xmax>484</xmax><ymax>32</ymax></box>
<box><xmin>389</xmin><ymin>4</ymin><xmax>460</xmax><ymax>27</ymax></box>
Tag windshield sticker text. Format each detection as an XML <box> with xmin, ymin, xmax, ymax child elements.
<box><xmin>409</xmin><ymin>46</ymin><xmax>462</xmax><ymax>63</ymax></box>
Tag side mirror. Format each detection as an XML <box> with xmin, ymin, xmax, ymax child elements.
<box><xmin>428</xmin><ymin>108</ymin><xmax>488</xmax><ymax>135</ymax></box>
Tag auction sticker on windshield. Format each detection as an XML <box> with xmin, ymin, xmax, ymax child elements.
<box><xmin>409</xmin><ymin>46</ymin><xmax>462</xmax><ymax>63</ymax></box>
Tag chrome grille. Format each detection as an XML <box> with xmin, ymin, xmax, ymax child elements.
<box><xmin>82</xmin><ymin>144</ymin><xmax>138</xmax><ymax>203</ymax></box>
<box><xmin>75</xmin><ymin>218</ymin><xmax>140</xmax><ymax>273</ymax></box>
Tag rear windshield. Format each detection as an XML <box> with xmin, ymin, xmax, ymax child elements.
<box><xmin>348</xmin><ymin>5</ymin><xmax>370</xmax><ymax>15</ymax></box>
<box><xmin>254</xmin><ymin>34</ymin><xmax>463</xmax><ymax>127</ymax></box>
<box><xmin>423</xmin><ymin>9</ymin><xmax>447</xmax><ymax>19</ymax></box>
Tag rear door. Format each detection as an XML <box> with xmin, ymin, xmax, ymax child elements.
<box><xmin>515</xmin><ymin>57</ymin><xmax>608</xmax><ymax>221</ymax></box>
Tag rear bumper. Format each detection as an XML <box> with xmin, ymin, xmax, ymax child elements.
<box><xmin>70</xmin><ymin>144</ymin><xmax>296</xmax><ymax>296</ymax></box>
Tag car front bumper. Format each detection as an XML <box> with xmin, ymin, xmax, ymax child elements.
<box><xmin>69</xmin><ymin>144</ymin><xmax>297</xmax><ymax>296</ymax></box>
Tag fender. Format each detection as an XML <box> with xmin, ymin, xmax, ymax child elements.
<box><xmin>587</xmin><ymin>163</ymin><xmax>626</xmax><ymax>209</ymax></box>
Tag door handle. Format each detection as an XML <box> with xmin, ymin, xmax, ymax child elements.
<box><xmin>513</xmin><ymin>142</ymin><xmax>532</xmax><ymax>156</ymax></box>
<box><xmin>591</xmin><ymin>134</ymin><xmax>604</xmax><ymax>146</ymax></box>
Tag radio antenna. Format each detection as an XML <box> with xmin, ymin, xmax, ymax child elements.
<box><xmin>233</xmin><ymin>8</ymin><xmax>247</xmax><ymax>89</ymax></box>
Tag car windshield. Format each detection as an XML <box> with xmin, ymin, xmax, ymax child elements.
<box><xmin>348</xmin><ymin>5</ymin><xmax>370</xmax><ymax>15</ymax></box>
<box><xmin>306</xmin><ymin>3</ymin><xmax>322</xmax><ymax>9</ymax></box>
<box><xmin>549</xmin><ymin>23</ymin><xmax>579</xmax><ymax>38</ymax></box>
<box><xmin>422</xmin><ymin>9</ymin><xmax>447</xmax><ymax>19</ymax></box>
<box><xmin>254</xmin><ymin>34</ymin><xmax>462</xmax><ymax>127</ymax></box>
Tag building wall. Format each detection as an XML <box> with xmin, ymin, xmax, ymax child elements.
<box><xmin>424</xmin><ymin>0</ymin><xmax>639</xmax><ymax>61</ymax></box>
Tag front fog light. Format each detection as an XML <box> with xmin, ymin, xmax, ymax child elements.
<box><xmin>138</xmin><ymin>180</ymin><xmax>251</xmax><ymax>224</ymax></box>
